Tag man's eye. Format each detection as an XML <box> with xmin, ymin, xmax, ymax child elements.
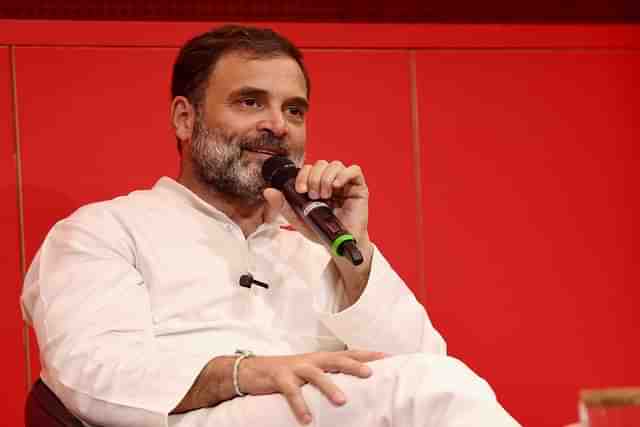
<box><xmin>239</xmin><ymin>98</ymin><xmax>260</xmax><ymax>108</ymax></box>
<box><xmin>287</xmin><ymin>106</ymin><xmax>304</xmax><ymax>117</ymax></box>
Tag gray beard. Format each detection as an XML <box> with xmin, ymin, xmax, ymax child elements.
<box><xmin>190</xmin><ymin>119</ymin><xmax>304</xmax><ymax>204</ymax></box>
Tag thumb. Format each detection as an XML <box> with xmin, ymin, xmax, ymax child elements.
<box><xmin>262</xmin><ymin>188</ymin><xmax>286</xmax><ymax>223</ymax></box>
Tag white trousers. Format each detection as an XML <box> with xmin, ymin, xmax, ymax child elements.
<box><xmin>169</xmin><ymin>354</ymin><xmax>520</xmax><ymax>427</ymax></box>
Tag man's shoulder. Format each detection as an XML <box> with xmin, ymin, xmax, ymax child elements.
<box><xmin>64</xmin><ymin>183</ymin><xmax>164</xmax><ymax>227</ymax></box>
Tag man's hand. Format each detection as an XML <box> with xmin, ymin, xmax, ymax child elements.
<box><xmin>239</xmin><ymin>350</ymin><xmax>386</xmax><ymax>425</ymax></box>
<box><xmin>263</xmin><ymin>160</ymin><xmax>370</xmax><ymax>247</ymax></box>
<box><xmin>263</xmin><ymin>160</ymin><xmax>375</xmax><ymax>307</ymax></box>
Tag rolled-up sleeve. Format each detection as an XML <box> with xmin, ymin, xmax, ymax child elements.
<box><xmin>21</xmin><ymin>205</ymin><xmax>212</xmax><ymax>427</ymax></box>
<box><xmin>314</xmin><ymin>245</ymin><xmax>446</xmax><ymax>356</ymax></box>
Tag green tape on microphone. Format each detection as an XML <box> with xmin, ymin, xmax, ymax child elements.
<box><xmin>331</xmin><ymin>234</ymin><xmax>356</xmax><ymax>257</ymax></box>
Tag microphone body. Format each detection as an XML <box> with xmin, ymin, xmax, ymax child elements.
<box><xmin>262</xmin><ymin>156</ymin><xmax>363</xmax><ymax>266</ymax></box>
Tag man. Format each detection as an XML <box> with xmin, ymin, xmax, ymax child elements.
<box><xmin>21</xmin><ymin>25</ymin><xmax>519</xmax><ymax>426</ymax></box>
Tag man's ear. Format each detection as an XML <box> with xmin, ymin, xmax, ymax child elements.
<box><xmin>170</xmin><ymin>96</ymin><xmax>196</xmax><ymax>143</ymax></box>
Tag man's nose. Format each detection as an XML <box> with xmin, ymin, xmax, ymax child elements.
<box><xmin>256</xmin><ymin>110</ymin><xmax>288</xmax><ymax>138</ymax></box>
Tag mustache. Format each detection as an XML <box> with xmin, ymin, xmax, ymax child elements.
<box><xmin>194</xmin><ymin>116</ymin><xmax>290</xmax><ymax>157</ymax></box>
<box><xmin>237</xmin><ymin>133</ymin><xmax>289</xmax><ymax>157</ymax></box>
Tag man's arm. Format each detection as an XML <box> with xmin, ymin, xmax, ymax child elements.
<box><xmin>172</xmin><ymin>351</ymin><xmax>385</xmax><ymax>425</ymax></box>
<box><xmin>263</xmin><ymin>160</ymin><xmax>446</xmax><ymax>355</ymax></box>
<box><xmin>171</xmin><ymin>356</ymin><xmax>235</xmax><ymax>413</ymax></box>
<box><xmin>263</xmin><ymin>160</ymin><xmax>373</xmax><ymax>305</ymax></box>
<box><xmin>21</xmin><ymin>206</ymin><xmax>214</xmax><ymax>427</ymax></box>
<box><xmin>22</xmin><ymin>202</ymin><xmax>386</xmax><ymax>427</ymax></box>
<box><xmin>330</xmin><ymin>238</ymin><xmax>374</xmax><ymax>308</ymax></box>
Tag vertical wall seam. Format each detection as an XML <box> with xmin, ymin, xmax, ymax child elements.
<box><xmin>408</xmin><ymin>50</ymin><xmax>426</xmax><ymax>299</ymax></box>
<box><xmin>10</xmin><ymin>45</ymin><xmax>32</xmax><ymax>391</ymax></box>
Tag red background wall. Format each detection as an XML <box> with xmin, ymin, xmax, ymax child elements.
<box><xmin>0</xmin><ymin>45</ymin><xmax>28</xmax><ymax>425</ymax></box>
<box><xmin>1</xmin><ymin>21</ymin><xmax>638</xmax><ymax>427</ymax></box>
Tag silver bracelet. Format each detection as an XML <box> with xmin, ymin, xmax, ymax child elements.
<box><xmin>233</xmin><ymin>349</ymin><xmax>254</xmax><ymax>397</ymax></box>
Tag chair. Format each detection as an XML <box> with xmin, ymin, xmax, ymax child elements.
<box><xmin>25</xmin><ymin>379</ymin><xmax>85</xmax><ymax>427</ymax></box>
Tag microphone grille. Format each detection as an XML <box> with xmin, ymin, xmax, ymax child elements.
<box><xmin>262</xmin><ymin>156</ymin><xmax>297</xmax><ymax>190</ymax></box>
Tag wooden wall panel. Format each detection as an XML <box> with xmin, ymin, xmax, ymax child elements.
<box><xmin>0</xmin><ymin>47</ymin><xmax>26</xmax><ymax>426</ymax></box>
<box><xmin>417</xmin><ymin>50</ymin><xmax>639</xmax><ymax>427</ymax></box>
<box><xmin>303</xmin><ymin>51</ymin><xmax>421</xmax><ymax>299</ymax></box>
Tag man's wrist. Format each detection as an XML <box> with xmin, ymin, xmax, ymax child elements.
<box><xmin>171</xmin><ymin>355</ymin><xmax>237</xmax><ymax>414</ymax></box>
<box><xmin>335</xmin><ymin>238</ymin><xmax>374</xmax><ymax>308</ymax></box>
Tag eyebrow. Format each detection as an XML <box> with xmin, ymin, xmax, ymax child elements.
<box><xmin>229</xmin><ymin>86</ymin><xmax>310</xmax><ymax>112</ymax></box>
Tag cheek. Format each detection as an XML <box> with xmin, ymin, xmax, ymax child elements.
<box><xmin>209</xmin><ymin>110</ymin><xmax>252</xmax><ymax>133</ymax></box>
<box><xmin>289</xmin><ymin>126</ymin><xmax>306</xmax><ymax>149</ymax></box>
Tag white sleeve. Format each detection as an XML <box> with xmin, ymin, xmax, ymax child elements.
<box><xmin>21</xmin><ymin>205</ymin><xmax>212</xmax><ymax>427</ymax></box>
<box><xmin>314</xmin><ymin>245</ymin><xmax>447</xmax><ymax>356</ymax></box>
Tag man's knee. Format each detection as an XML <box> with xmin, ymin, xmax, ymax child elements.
<box><xmin>368</xmin><ymin>353</ymin><xmax>497</xmax><ymax>401</ymax></box>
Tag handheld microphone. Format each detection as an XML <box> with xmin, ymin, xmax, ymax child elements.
<box><xmin>262</xmin><ymin>156</ymin><xmax>363</xmax><ymax>266</ymax></box>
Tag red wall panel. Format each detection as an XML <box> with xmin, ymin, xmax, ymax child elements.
<box><xmin>16</xmin><ymin>47</ymin><xmax>181</xmax><ymax>377</ymax></box>
<box><xmin>0</xmin><ymin>47</ymin><xmax>26</xmax><ymax>426</ymax></box>
<box><xmin>303</xmin><ymin>51</ymin><xmax>421</xmax><ymax>299</ymax></box>
<box><xmin>17</xmin><ymin>47</ymin><xmax>180</xmax><ymax>262</ymax></box>
<box><xmin>417</xmin><ymin>50</ymin><xmax>639</xmax><ymax>427</ymax></box>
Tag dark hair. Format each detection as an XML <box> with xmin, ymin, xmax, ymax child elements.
<box><xmin>171</xmin><ymin>25</ymin><xmax>310</xmax><ymax>109</ymax></box>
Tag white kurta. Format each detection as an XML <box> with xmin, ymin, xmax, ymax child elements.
<box><xmin>21</xmin><ymin>177</ymin><xmax>518</xmax><ymax>427</ymax></box>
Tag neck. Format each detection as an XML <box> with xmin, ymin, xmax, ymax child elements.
<box><xmin>177</xmin><ymin>168</ymin><xmax>266</xmax><ymax>238</ymax></box>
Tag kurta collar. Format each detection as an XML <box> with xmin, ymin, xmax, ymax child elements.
<box><xmin>152</xmin><ymin>176</ymin><xmax>288</xmax><ymax>232</ymax></box>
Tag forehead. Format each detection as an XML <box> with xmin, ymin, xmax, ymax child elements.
<box><xmin>206</xmin><ymin>52</ymin><xmax>308</xmax><ymax>100</ymax></box>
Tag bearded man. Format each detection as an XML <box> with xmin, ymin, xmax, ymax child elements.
<box><xmin>21</xmin><ymin>25</ymin><xmax>519</xmax><ymax>427</ymax></box>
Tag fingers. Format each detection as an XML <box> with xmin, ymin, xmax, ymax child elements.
<box><xmin>322</xmin><ymin>355</ymin><xmax>372</xmax><ymax>378</ymax></box>
<box><xmin>318</xmin><ymin>350</ymin><xmax>386</xmax><ymax>379</ymax></box>
<box><xmin>258</xmin><ymin>351</ymin><xmax>386</xmax><ymax>425</ymax></box>
<box><xmin>342</xmin><ymin>350</ymin><xmax>388</xmax><ymax>363</ymax></box>
<box><xmin>295</xmin><ymin>160</ymin><xmax>366</xmax><ymax>200</ymax></box>
<box><xmin>314</xmin><ymin>161</ymin><xmax>343</xmax><ymax>200</ymax></box>
<box><xmin>275</xmin><ymin>373</ymin><xmax>313</xmax><ymax>425</ymax></box>
<box><xmin>298</xmin><ymin>365</ymin><xmax>346</xmax><ymax>406</ymax></box>
<box><xmin>295</xmin><ymin>164</ymin><xmax>313</xmax><ymax>193</ymax></box>
<box><xmin>262</xmin><ymin>188</ymin><xmax>286</xmax><ymax>223</ymax></box>
<box><xmin>276</xmin><ymin>365</ymin><xmax>347</xmax><ymax>426</ymax></box>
